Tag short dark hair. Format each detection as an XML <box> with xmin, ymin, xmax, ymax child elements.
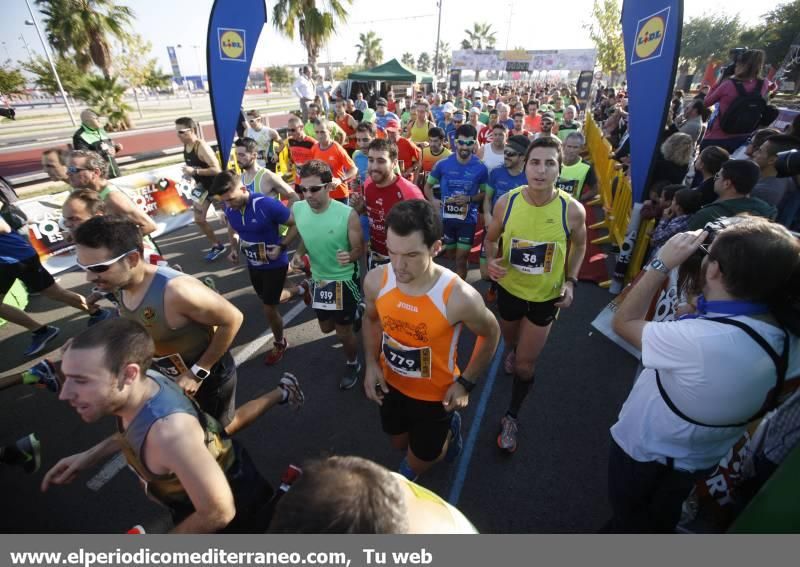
<box><xmin>719</xmin><ymin>159</ymin><xmax>760</xmax><ymax>195</ymax></box>
<box><xmin>355</xmin><ymin>122</ymin><xmax>375</xmax><ymax>136</ymax></box>
<box><xmin>235</xmin><ymin>137</ymin><xmax>258</xmax><ymax>154</ymax></box>
<box><xmin>367</xmin><ymin>138</ymin><xmax>398</xmax><ymax>162</ymax></box>
<box><xmin>527</xmin><ymin>100</ymin><xmax>540</xmax><ymax>109</ymax></box>
<box><xmin>512</xmin><ymin>112</ymin><xmax>524</xmax><ymax>119</ymax></box>
<box><xmin>492</xmin><ymin>122</ymin><xmax>508</xmax><ymax>131</ymax></box>
<box><xmin>673</xmin><ymin>188</ymin><xmax>702</xmax><ymax>215</ymax></box>
<box><xmin>750</xmin><ymin>128</ymin><xmax>780</xmax><ymax>150</ymax></box>
<box><xmin>269</xmin><ymin>456</ymin><xmax>409</xmax><ymax>533</ymax></box>
<box><xmin>175</xmin><ymin>116</ymin><xmax>197</xmax><ymax>130</ymax></box>
<box><xmin>67</xmin><ymin>318</ymin><xmax>154</xmax><ymax>377</ymax></box>
<box><xmin>386</xmin><ymin>199</ymin><xmax>442</xmax><ymax>248</ymax></box>
<box><xmin>64</xmin><ymin>189</ymin><xmax>106</xmax><ymax>216</ymax></box>
<box><xmin>524</xmin><ymin>136</ymin><xmax>563</xmax><ymax>167</ymax></box>
<box><xmin>428</xmin><ymin>127</ymin><xmax>445</xmax><ymax>140</ymax></box>
<box><xmin>698</xmin><ymin>146</ymin><xmax>730</xmax><ymax>175</ymax></box>
<box><xmin>761</xmin><ymin>134</ymin><xmax>800</xmax><ymax>157</ymax></box>
<box><xmin>455</xmin><ymin>124</ymin><xmax>477</xmax><ymax>140</ymax></box>
<box><xmin>74</xmin><ymin>216</ymin><xmax>143</xmax><ymax>256</ymax></box>
<box><xmin>298</xmin><ymin>159</ymin><xmax>333</xmax><ymax>183</ymax></box>
<box><xmin>209</xmin><ymin>170</ymin><xmax>241</xmax><ymax>196</ymax></box>
<box><xmin>661</xmin><ymin>183</ymin><xmax>685</xmax><ymax>202</ymax></box>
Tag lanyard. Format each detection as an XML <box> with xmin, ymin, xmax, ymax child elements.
<box><xmin>679</xmin><ymin>294</ymin><xmax>770</xmax><ymax>319</ymax></box>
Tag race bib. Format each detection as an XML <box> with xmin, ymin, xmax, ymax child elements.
<box><xmin>509</xmin><ymin>238</ymin><xmax>556</xmax><ymax>275</ymax></box>
<box><xmin>442</xmin><ymin>197</ymin><xmax>468</xmax><ymax>221</ymax></box>
<box><xmin>555</xmin><ymin>178</ymin><xmax>578</xmax><ymax>195</ymax></box>
<box><xmin>382</xmin><ymin>334</ymin><xmax>432</xmax><ymax>379</ymax></box>
<box><xmin>240</xmin><ymin>239</ymin><xmax>269</xmax><ymax>266</ymax></box>
<box><xmin>312</xmin><ymin>280</ymin><xmax>343</xmax><ymax>311</ymax></box>
<box><xmin>152</xmin><ymin>353</ymin><xmax>190</xmax><ymax>378</ymax></box>
<box><xmin>190</xmin><ymin>185</ymin><xmax>208</xmax><ymax>205</ymax></box>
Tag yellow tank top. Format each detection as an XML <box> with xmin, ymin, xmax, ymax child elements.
<box><xmin>375</xmin><ymin>265</ymin><xmax>461</xmax><ymax>402</ymax></box>
<box><xmin>499</xmin><ymin>187</ymin><xmax>572</xmax><ymax>302</ymax></box>
<box><xmin>409</xmin><ymin>120</ymin><xmax>431</xmax><ymax>144</ymax></box>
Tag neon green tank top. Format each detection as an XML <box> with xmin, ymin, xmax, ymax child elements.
<box><xmin>556</xmin><ymin>160</ymin><xmax>591</xmax><ymax>200</ymax></box>
<box><xmin>409</xmin><ymin>120</ymin><xmax>431</xmax><ymax>144</ymax></box>
<box><xmin>293</xmin><ymin>199</ymin><xmax>355</xmax><ymax>281</ymax></box>
<box><xmin>499</xmin><ymin>187</ymin><xmax>572</xmax><ymax>302</ymax></box>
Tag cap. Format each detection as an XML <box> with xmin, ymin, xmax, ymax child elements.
<box><xmin>473</xmin><ymin>90</ymin><xmax>483</xmax><ymax>99</ymax></box>
<box><xmin>542</xmin><ymin>111</ymin><xmax>556</xmax><ymax>121</ymax></box>
<box><xmin>506</xmin><ymin>135</ymin><xmax>531</xmax><ymax>156</ymax></box>
<box><xmin>469</xmin><ymin>106</ymin><xmax>481</xmax><ymax>114</ymax></box>
<box><xmin>443</xmin><ymin>102</ymin><xmax>456</xmax><ymax>113</ymax></box>
<box><xmin>487</xmin><ymin>99</ymin><xmax>496</xmax><ymax>107</ymax></box>
<box><xmin>376</xmin><ymin>97</ymin><xmax>388</xmax><ymax>106</ymax></box>
<box><xmin>453</xmin><ymin>111</ymin><xmax>466</xmax><ymax>121</ymax></box>
<box><xmin>385</xmin><ymin>119</ymin><xmax>400</xmax><ymax>132</ymax></box>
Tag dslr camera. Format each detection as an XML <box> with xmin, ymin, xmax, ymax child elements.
<box><xmin>722</xmin><ymin>47</ymin><xmax>749</xmax><ymax>77</ymax></box>
<box><xmin>776</xmin><ymin>150</ymin><xmax>800</xmax><ymax>178</ymax></box>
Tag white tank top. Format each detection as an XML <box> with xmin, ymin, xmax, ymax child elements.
<box><xmin>481</xmin><ymin>144</ymin><xmax>505</xmax><ymax>173</ymax></box>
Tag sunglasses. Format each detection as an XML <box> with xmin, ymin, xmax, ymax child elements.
<box><xmin>298</xmin><ymin>184</ymin><xmax>326</xmax><ymax>194</ymax></box>
<box><xmin>67</xmin><ymin>166</ymin><xmax>91</xmax><ymax>174</ymax></box>
<box><xmin>456</xmin><ymin>139</ymin><xmax>476</xmax><ymax>147</ymax></box>
<box><xmin>77</xmin><ymin>249</ymin><xmax>137</xmax><ymax>273</ymax></box>
<box><xmin>176</xmin><ymin>128</ymin><xmax>192</xmax><ymax>134</ymax></box>
<box><xmin>287</xmin><ymin>128</ymin><xmax>302</xmax><ymax>133</ymax></box>
<box><xmin>503</xmin><ymin>151</ymin><xmax>520</xmax><ymax>158</ymax></box>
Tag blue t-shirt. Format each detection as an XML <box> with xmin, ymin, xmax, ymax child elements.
<box><xmin>0</xmin><ymin>231</ymin><xmax>37</xmax><ymax>264</ymax></box>
<box><xmin>353</xmin><ymin>150</ymin><xmax>369</xmax><ymax>184</ymax></box>
<box><xmin>375</xmin><ymin>111</ymin><xmax>399</xmax><ymax>131</ymax></box>
<box><xmin>488</xmin><ymin>167</ymin><xmax>528</xmax><ymax>210</ymax></box>
<box><xmin>431</xmin><ymin>105</ymin><xmax>445</xmax><ymax>125</ymax></box>
<box><xmin>501</xmin><ymin>118</ymin><xmax>514</xmax><ymax>131</ymax></box>
<box><xmin>224</xmin><ymin>193</ymin><xmax>290</xmax><ymax>270</ymax></box>
<box><xmin>429</xmin><ymin>155</ymin><xmax>488</xmax><ymax>225</ymax></box>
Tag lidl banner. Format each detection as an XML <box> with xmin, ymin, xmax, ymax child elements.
<box><xmin>17</xmin><ymin>164</ymin><xmax>202</xmax><ymax>274</ymax></box>
<box><xmin>206</xmin><ymin>0</ymin><xmax>267</xmax><ymax>161</ymax></box>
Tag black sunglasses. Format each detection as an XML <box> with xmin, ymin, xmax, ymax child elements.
<box><xmin>67</xmin><ymin>166</ymin><xmax>91</xmax><ymax>174</ymax></box>
<box><xmin>298</xmin><ymin>184</ymin><xmax>326</xmax><ymax>194</ymax></box>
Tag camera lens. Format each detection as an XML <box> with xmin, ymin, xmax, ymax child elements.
<box><xmin>775</xmin><ymin>150</ymin><xmax>800</xmax><ymax>178</ymax></box>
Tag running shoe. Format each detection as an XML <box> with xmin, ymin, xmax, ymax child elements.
<box><xmin>204</xmin><ymin>243</ymin><xmax>226</xmax><ymax>262</ymax></box>
<box><xmin>264</xmin><ymin>338</ymin><xmax>289</xmax><ymax>366</ymax></box>
<box><xmin>87</xmin><ymin>307</ymin><xmax>113</xmax><ymax>327</ymax></box>
<box><xmin>278</xmin><ymin>372</ymin><xmax>304</xmax><ymax>408</ymax></box>
<box><xmin>444</xmin><ymin>411</ymin><xmax>463</xmax><ymax>463</ymax></box>
<box><xmin>15</xmin><ymin>433</ymin><xmax>41</xmax><ymax>474</ymax></box>
<box><xmin>353</xmin><ymin>300</ymin><xmax>366</xmax><ymax>333</ymax></box>
<box><xmin>339</xmin><ymin>361</ymin><xmax>361</xmax><ymax>390</ymax></box>
<box><xmin>202</xmin><ymin>276</ymin><xmax>218</xmax><ymax>293</ymax></box>
<box><xmin>301</xmin><ymin>254</ymin><xmax>311</xmax><ymax>278</ymax></box>
<box><xmin>299</xmin><ymin>279</ymin><xmax>312</xmax><ymax>306</ymax></box>
<box><xmin>503</xmin><ymin>349</ymin><xmax>516</xmax><ymax>375</ymax></box>
<box><xmin>497</xmin><ymin>414</ymin><xmax>519</xmax><ymax>453</ymax></box>
<box><xmin>23</xmin><ymin>359</ymin><xmax>59</xmax><ymax>393</ymax></box>
<box><xmin>24</xmin><ymin>326</ymin><xmax>60</xmax><ymax>357</ymax></box>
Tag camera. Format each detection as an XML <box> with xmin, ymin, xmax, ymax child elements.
<box><xmin>775</xmin><ymin>150</ymin><xmax>800</xmax><ymax>178</ymax></box>
<box><xmin>722</xmin><ymin>47</ymin><xmax>748</xmax><ymax>77</ymax></box>
<box><xmin>0</xmin><ymin>107</ymin><xmax>16</xmax><ymax>120</ymax></box>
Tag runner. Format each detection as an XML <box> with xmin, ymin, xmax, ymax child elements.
<box><xmin>41</xmin><ymin>148</ymin><xmax>69</xmax><ymax>183</ymax></box>
<box><xmin>419</xmin><ymin>127</ymin><xmax>451</xmax><ymax>199</ymax></box>
<box><xmin>233</xmin><ymin>138</ymin><xmax>299</xmax><ymax>205</ymax></box>
<box><xmin>374</xmin><ymin>97</ymin><xmax>400</xmax><ymax>133</ymax></box>
<box><xmin>42</xmin><ymin>319</ymin><xmax>276</xmax><ymax>533</ymax></box>
<box><xmin>384</xmin><ymin>120</ymin><xmax>421</xmax><ymax>181</ymax></box>
<box><xmin>73</xmin><ymin>216</ymin><xmax>302</xmax><ymax>435</ymax></box>
<box><xmin>362</xmin><ymin>199</ymin><xmax>499</xmax><ymax>480</ymax></box>
<box><xmin>423</xmin><ymin>124</ymin><xmax>489</xmax><ymax>280</ymax></box>
<box><xmin>334</xmin><ymin>100</ymin><xmax>359</xmax><ymax>155</ymax></box>
<box><xmin>534</xmin><ymin>112</ymin><xmax>558</xmax><ymax>140</ymax></box>
<box><xmin>0</xmin><ymin>433</ymin><xmax>41</xmax><ymax>474</ymax></box>
<box><xmin>349</xmin><ymin>139</ymin><xmax>425</xmax><ymax>270</ymax></box>
<box><xmin>286</xmin><ymin>115</ymin><xmax>316</xmax><ymax>190</ymax></box>
<box><xmin>556</xmin><ymin>106</ymin><xmax>582</xmax><ymax>142</ymax></box>
<box><xmin>304</xmin><ymin>104</ymin><xmax>344</xmax><ymax>143</ymax></box>
<box><xmin>484</xmin><ymin>137</ymin><xmax>587</xmax><ymax>453</ymax></box>
<box><xmin>477</xmin><ymin>109</ymin><xmax>499</xmax><ymax>146</ymax></box>
<box><xmin>556</xmin><ymin>132</ymin><xmax>597</xmax><ymax>201</ymax></box>
<box><xmin>405</xmin><ymin>100</ymin><xmax>435</xmax><ymax>145</ymax></box>
<box><xmin>310</xmin><ymin>119</ymin><xmax>358</xmax><ymax>203</ymax></box>
<box><xmin>292</xmin><ymin>160</ymin><xmax>365</xmax><ymax>390</ymax></box>
<box><xmin>175</xmin><ymin>117</ymin><xmax>226</xmax><ymax>262</ymax></box>
<box><xmin>244</xmin><ymin>110</ymin><xmax>283</xmax><ymax>171</ymax></box>
<box><xmin>477</xmin><ymin>123</ymin><xmax>507</xmax><ymax>173</ymax></box>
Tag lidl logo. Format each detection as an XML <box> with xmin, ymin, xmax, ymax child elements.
<box><xmin>218</xmin><ymin>28</ymin><xmax>246</xmax><ymax>62</ymax></box>
<box><xmin>630</xmin><ymin>7</ymin><xmax>669</xmax><ymax>65</ymax></box>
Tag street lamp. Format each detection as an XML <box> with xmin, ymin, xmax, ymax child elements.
<box><xmin>173</xmin><ymin>45</ymin><xmax>193</xmax><ymax>108</ymax></box>
<box><xmin>23</xmin><ymin>0</ymin><xmax>76</xmax><ymax>125</ymax></box>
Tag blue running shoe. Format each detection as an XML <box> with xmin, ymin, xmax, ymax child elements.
<box><xmin>204</xmin><ymin>243</ymin><xmax>226</xmax><ymax>262</ymax></box>
<box><xmin>24</xmin><ymin>326</ymin><xmax>60</xmax><ymax>357</ymax></box>
<box><xmin>16</xmin><ymin>433</ymin><xmax>42</xmax><ymax>474</ymax></box>
<box><xmin>445</xmin><ymin>411</ymin><xmax>463</xmax><ymax>463</ymax></box>
<box><xmin>87</xmin><ymin>307</ymin><xmax>113</xmax><ymax>327</ymax></box>
<box><xmin>23</xmin><ymin>360</ymin><xmax>59</xmax><ymax>393</ymax></box>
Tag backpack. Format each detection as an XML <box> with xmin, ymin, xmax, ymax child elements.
<box><xmin>719</xmin><ymin>79</ymin><xmax>767</xmax><ymax>135</ymax></box>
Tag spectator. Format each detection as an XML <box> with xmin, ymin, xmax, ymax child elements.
<box><xmin>292</xmin><ymin>66</ymin><xmax>316</xmax><ymax>122</ymax></box>
<box><xmin>72</xmin><ymin>109</ymin><xmax>123</xmax><ymax>179</ymax></box>
<box><xmin>651</xmin><ymin>133</ymin><xmax>694</xmax><ymax>187</ymax></box>
<box><xmin>701</xmin><ymin>49</ymin><xmax>769</xmax><ymax>153</ymax></box>
<box><xmin>608</xmin><ymin>216</ymin><xmax>800</xmax><ymax>533</ymax></box>
<box><xmin>750</xmin><ymin>134</ymin><xmax>800</xmax><ymax>208</ymax></box>
<box><xmin>315</xmin><ymin>75</ymin><xmax>329</xmax><ymax>117</ymax></box>
<box><xmin>675</xmin><ymin>99</ymin><xmax>709</xmax><ymax>146</ymax></box>
<box><xmin>648</xmin><ymin>187</ymin><xmax>703</xmax><ymax>255</ymax></box>
<box><xmin>731</xmin><ymin>127</ymin><xmax>780</xmax><ymax>161</ymax></box>
<box><xmin>692</xmin><ymin>146</ymin><xmax>730</xmax><ymax>205</ymax></box>
<box><xmin>687</xmin><ymin>159</ymin><xmax>776</xmax><ymax>230</ymax></box>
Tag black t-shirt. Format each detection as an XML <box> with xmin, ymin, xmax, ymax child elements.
<box><xmin>694</xmin><ymin>177</ymin><xmax>717</xmax><ymax>206</ymax></box>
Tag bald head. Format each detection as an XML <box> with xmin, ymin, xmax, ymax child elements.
<box><xmin>80</xmin><ymin>109</ymin><xmax>101</xmax><ymax>129</ymax></box>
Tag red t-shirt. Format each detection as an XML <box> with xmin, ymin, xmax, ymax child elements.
<box><xmin>363</xmin><ymin>175</ymin><xmax>425</xmax><ymax>255</ymax></box>
<box><xmin>395</xmin><ymin>137</ymin><xmax>421</xmax><ymax>172</ymax></box>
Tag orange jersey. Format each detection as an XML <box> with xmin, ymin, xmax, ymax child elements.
<box><xmin>311</xmin><ymin>141</ymin><xmax>356</xmax><ymax>199</ymax></box>
<box><xmin>336</xmin><ymin>114</ymin><xmax>357</xmax><ymax>151</ymax></box>
<box><xmin>420</xmin><ymin>147</ymin><xmax>451</xmax><ymax>173</ymax></box>
<box><xmin>376</xmin><ymin>265</ymin><xmax>462</xmax><ymax>402</ymax></box>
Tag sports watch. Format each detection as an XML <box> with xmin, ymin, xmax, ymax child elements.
<box><xmin>646</xmin><ymin>257</ymin><xmax>670</xmax><ymax>275</ymax></box>
<box><xmin>456</xmin><ymin>376</ymin><xmax>475</xmax><ymax>393</ymax></box>
<box><xmin>190</xmin><ymin>364</ymin><xmax>211</xmax><ymax>381</ymax></box>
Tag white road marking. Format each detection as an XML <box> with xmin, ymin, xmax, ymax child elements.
<box><xmin>86</xmin><ymin>453</ymin><xmax>127</xmax><ymax>492</ymax></box>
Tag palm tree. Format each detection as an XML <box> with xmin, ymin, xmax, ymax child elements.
<box><xmin>355</xmin><ymin>31</ymin><xmax>383</xmax><ymax>69</ymax></box>
<box><xmin>401</xmin><ymin>52</ymin><xmax>415</xmax><ymax>68</ymax></box>
<box><xmin>73</xmin><ymin>75</ymin><xmax>133</xmax><ymax>131</ymax></box>
<box><xmin>435</xmin><ymin>41</ymin><xmax>451</xmax><ymax>76</ymax></box>
<box><xmin>272</xmin><ymin>0</ymin><xmax>351</xmax><ymax>73</ymax></box>
<box><xmin>35</xmin><ymin>0</ymin><xmax>134</xmax><ymax>78</ymax></box>
<box><xmin>417</xmin><ymin>52</ymin><xmax>431</xmax><ymax>72</ymax></box>
<box><xmin>461</xmin><ymin>22</ymin><xmax>496</xmax><ymax>81</ymax></box>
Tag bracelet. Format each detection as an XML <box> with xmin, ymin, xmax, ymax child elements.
<box><xmin>565</xmin><ymin>276</ymin><xmax>578</xmax><ymax>287</ymax></box>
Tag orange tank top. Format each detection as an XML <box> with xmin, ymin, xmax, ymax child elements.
<box><xmin>336</xmin><ymin>115</ymin><xmax>356</xmax><ymax>151</ymax></box>
<box><xmin>376</xmin><ymin>265</ymin><xmax>462</xmax><ymax>402</ymax></box>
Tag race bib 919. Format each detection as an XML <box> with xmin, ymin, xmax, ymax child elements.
<box><xmin>509</xmin><ymin>238</ymin><xmax>556</xmax><ymax>275</ymax></box>
<box><xmin>382</xmin><ymin>334</ymin><xmax>432</xmax><ymax>379</ymax></box>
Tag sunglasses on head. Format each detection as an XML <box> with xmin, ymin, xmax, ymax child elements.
<box><xmin>456</xmin><ymin>139</ymin><xmax>476</xmax><ymax>147</ymax></box>
<box><xmin>77</xmin><ymin>249</ymin><xmax>137</xmax><ymax>273</ymax></box>
<box><xmin>298</xmin><ymin>184</ymin><xmax>326</xmax><ymax>194</ymax></box>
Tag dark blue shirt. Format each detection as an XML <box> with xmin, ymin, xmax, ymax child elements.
<box><xmin>224</xmin><ymin>194</ymin><xmax>290</xmax><ymax>270</ymax></box>
<box><xmin>0</xmin><ymin>231</ymin><xmax>37</xmax><ymax>264</ymax></box>
<box><xmin>429</xmin><ymin>155</ymin><xmax>488</xmax><ymax>225</ymax></box>
<box><xmin>488</xmin><ymin>167</ymin><xmax>528</xmax><ymax>210</ymax></box>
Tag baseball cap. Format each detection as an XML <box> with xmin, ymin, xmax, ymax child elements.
<box><xmin>376</xmin><ymin>97</ymin><xmax>388</xmax><ymax>106</ymax></box>
<box><xmin>443</xmin><ymin>102</ymin><xmax>456</xmax><ymax>113</ymax></box>
<box><xmin>385</xmin><ymin>119</ymin><xmax>401</xmax><ymax>132</ymax></box>
<box><xmin>542</xmin><ymin>111</ymin><xmax>556</xmax><ymax>121</ymax></box>
<box><xmin>469</xmin><ymin>106</ymin><xmax>481</xmax><ymax>114</ymax></box>
<box><xmin>453</xmin><ymin>111</ymin><xmax>466</xmax><ymax>122</ymax></box>
<box><xmin>506</xmin><ymin>135</ymin><xmax>530</xmax><ymax>155</ymax></box>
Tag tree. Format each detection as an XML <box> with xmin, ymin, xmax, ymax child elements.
<box><xmin>461</xmin><ymin>22</ymin><xmax>496</xmax><ymax>50</ymax></box>
<box><xmin>401</xmin><ymin>52</ymin><xmax>415</xmax><ymax>68</ymax></box>
<box><xmin>272</xmin><ymin>0</ymin><xmax>351</xmax><ymax>73</ymax></box>
<box><xmin>417</xmin><ymin>52</ymin><xmax>431</xmax><ymax>72</ymax></box>
<box><xmin>35</xmin><ymin>0</ymin><xmax>135</xmax><ymax>78</ymax></box>
<box><xmin>740</xmin><ymin>0</ymin><xmax>800</xmax><ymax>92</ymax></box>
<box><xmin>355</xmin><ymin>31</ymin><xmax>383</xmax><ymax>69</ymax></box>
<box><xmin>0</xmin><ymin>64</ymin><xmax>26</xmax><ymax>96</ymax></box>
<box><xmin>333</xmin><ymin>64</ymin><xmax>363</xmax><ymax>81</ymax></box>
<box><xmin>115</xmin><ymin>34</ymin><xmax>161</xmax><ymax>117</ymax></box>
<box><xmin>435</xmin><ymin>41</ymin><xmax>451</xmax><ymax>76</ymax></box>
<box><xmin>142</xmin><ymin>67</ymin><xmax>172</xmax><ymax>99</ymax></box>
<box><xmin>679</xmin><ymin>14</ymin><xmax>744</xmax><ymax>76</ymax></box>
<box><xmin>266</xmin><ymin>65</ymin><xmax>292</xmax><ymax>87</ymax></box>
<box><xmin>73</xmin><ymin>75</ymin><xmax>133</xmax><ymax>131</ymax></box>
<box><xmin>20</xmin><ymin>54</ymin><xmax>83</xmax><ymax>96</ymax></box>
<box><xmin>585</xmin><ymin>0</ymin><xmax>625</xmax><ymax>84</ymax></box>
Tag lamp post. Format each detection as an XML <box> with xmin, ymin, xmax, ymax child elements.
<box><xmin>23</xmin><ymin>0</ymin><xmax>76</xmax><ymax>125</ymax></box>
<box><xmin>174</xmin><ymin>44</ymin><xmax>194</xmax><ymax>108</ymax></box>
<box><xmin>433</xmin><ymin>0</ymin><xmax>443</xmax><ymax>82</ymax></box>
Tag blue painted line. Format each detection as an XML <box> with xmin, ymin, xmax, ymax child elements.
<box><xmin>447</xmin><ymin>342</ymin><xmax>505</xmax><ymax>505</ymax></box>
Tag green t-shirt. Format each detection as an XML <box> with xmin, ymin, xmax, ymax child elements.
<box><xmin>687</xmin><ymin>197</ymin><xmax>777</xmax><ymax>230</ymax></box>
<box><xmin>304</xmin><ymin>120</ymin><xmax>344</xmax><ymax>141</ymax></box>
<box><xmin>293</xmin><ymin>199</ymin><xmax>355</xmax><ymax>281</ymax></box>
<box><xmin>479</xmin><ymin>112</ymin><xmax>490</xmax><ymax>125</ymax></box>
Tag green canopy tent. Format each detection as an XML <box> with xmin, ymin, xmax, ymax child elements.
<box><xmin>347</xmin><ymin>58</ymin><xmax>433</xmax><ymax>84</ymax></box>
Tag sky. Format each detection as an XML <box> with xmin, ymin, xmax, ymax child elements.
<box><xmin>0</xmin><ymin>0</ymin><xmax>780</xmax><ymax>78</ymax></box>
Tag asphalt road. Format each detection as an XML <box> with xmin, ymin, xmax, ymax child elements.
<box><xmin>0</xmin><ymin>222</ymin><xmax>638</xmax><ymax>533</ymax></box>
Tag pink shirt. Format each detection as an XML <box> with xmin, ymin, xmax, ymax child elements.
<box><xmin>704</xmin><ymin>78</ymin><xmax>768</xmax><ymax>140</ymax></box>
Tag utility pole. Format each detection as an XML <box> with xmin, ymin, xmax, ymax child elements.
<box><xmin>433</xmin><ymin>0</ymin><xmax>443</xmax><ymax>80</ymax></box>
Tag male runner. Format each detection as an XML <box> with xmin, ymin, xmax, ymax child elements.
<box><xmin>484</xmin><ymin>137</ymin><xmax>587</xmax><ymax>453</ymax></box>
<box><xmin>477</xmin><ymin>123</ymin><xmax>507</xmax><ymax>173</ymax></box>
<box><xmin>244</xmin><ymin>109</ymin><xmax>283</xmax><ymax>171</ymax></box>
<box><xmin>349</xmin><ymin>139</ymin><xmax>424</xmax><ymax>270</ymax></box>
<box><xmin>363</xmin><ymin>199</ymin><xmax>499</xmax><ymax>480</ymax></box>
<box><xmin>175</xmin><ymin>117</ymin><xmax>225</xmax><ymax>261</ymax></box>
<box><xmin>310</xmin><ymin>119</ymin><xmax>358</xmax><ymax>203</ymax></box>
<box><xmin>556</xmin><ymin>132</ymin><xmax>597</xmax><ymax>202</ymax></box>
<box><xmin>384</xmin><ymin>120</ymin><xmax>421</xmax><ymax>180</ymax></box>
<box><xmin>286</xmin><ymin>116</ymin><xmax>316</xmax><ymax>189</ymax></box>
<box><xmin>418</xmin><ymin>128</ymin><xmax>451</xmax><ymax>199</ymax></box>
<box><xmin>292</xmin><ymin>160</ymin><xmax>364</xmax><ymax>390</ymax></box>
<box><xmin>74</xmin><ymin>217</ymin><xmax>302</xmax><ymax>435</ymax></box>
<box><xmin>423</xmin><ymin>124</ymin><xmax>488</xmax><ymax>280</ymax></box>
<box><xmin>42</xmin><ymin>319</ymin><xmax>274</xmax><ymax>533</ymax></box>
<box><xmin>41</xmin><ymin>148</ymin><xmax>69</xmax><ymax>183</ymax></box>
<box><xmin>234</xmin><ymin>138</ymin><xmax>299</xmax><ymax>204</ymax></box>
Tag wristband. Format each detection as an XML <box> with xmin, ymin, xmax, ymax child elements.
<box><xmin>565</xmin><ymin>276</ymin><xmax>578</xmax><ymax>287</ymax></box>
<box><xmin>456</xmin><ymin>376</ymin><xmax>475</xmax><ymax>393</ymax></box>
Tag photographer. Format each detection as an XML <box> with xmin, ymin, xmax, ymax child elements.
<box><xmin>701</xmin><ymin>49</ymin><xmax>769</xmax><ymax>154</ymax></box>
<box><xmin>606</xmin><ymin>217</ymin><xmax>800</xmax><ymax>532</ymax></box>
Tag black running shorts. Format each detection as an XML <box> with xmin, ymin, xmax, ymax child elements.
<box><xmin>379</xmin><ymin>385</ymin><xmax>454</xmax><ymax>462</ymax></box>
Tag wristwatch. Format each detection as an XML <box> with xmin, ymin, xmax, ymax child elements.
<box><xmin>565</xmin><ymin>276</ymin><xmax>578</xmax><ymax>287</ymax></box>
<box><xmin>645</xmin><ymin>257</ymin><xmax>670</xmax><ymax>275</ymax></box>
<box><xmin>456</xmin><ymin>376</ymin><xmax>475</xmax><ymax>393</ymax></box>
<box><xmin>190</xmin><ymin>364</ymin><xmax>210</xmax><ymax>381</ymax></box>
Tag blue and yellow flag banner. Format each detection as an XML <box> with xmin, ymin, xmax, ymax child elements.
<box><xmin>206</xmin><ymin>0</ymin><xmax>267</xmax><ymax>160</ymax></box>
<box><xmin>621</xmin><ymin>0</ymin><xmax>683</xmax><ymax>203</ymax></box>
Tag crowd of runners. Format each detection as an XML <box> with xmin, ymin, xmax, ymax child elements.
<box><xmin>1</xmin><ymin>68</ymin><xmax>799</xmax><ymax>533</ymax></box>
